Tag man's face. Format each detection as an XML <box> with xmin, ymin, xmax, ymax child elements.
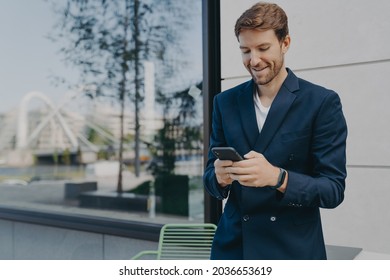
<box><xmin>238</xmin><ymin>29</ymin><xmax>290</xmax><ymax>86</ymax></box>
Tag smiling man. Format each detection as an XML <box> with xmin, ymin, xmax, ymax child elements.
<box><xmin>203</xmin><ymin>2</ymin><xmax>348</xmax><ymax>260</ymax></box>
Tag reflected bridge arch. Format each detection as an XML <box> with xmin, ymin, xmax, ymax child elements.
<box><xmin>16</xmin><ymin>91</ymin><xmax>78</xmax><ymax>149</ymax></box>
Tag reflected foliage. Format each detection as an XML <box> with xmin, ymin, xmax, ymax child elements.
<box><xmin>148</xmin><ymin>82</ymin><xmax>203</xmax><ymax>176</ymax></box>
<box><xmin>47</xmin><ymin>0</ymin><xmax>200</xmax><ymax>192</ymax></box>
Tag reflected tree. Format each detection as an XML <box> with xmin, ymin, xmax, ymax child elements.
<box><xmin>150</xmin><ymin>82</ymin><xmax>203</xmax><ymax>176</ymax></box>
<box><xmin>47</xmin><ymin>0</ymin><xmax>198</xmax><ymax>192</ymax></box>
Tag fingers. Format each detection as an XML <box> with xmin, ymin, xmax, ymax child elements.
<box><xmin>214</xmin><ymin>159</ymin><xmax>234</xmax><ymax>186</ymax></box>
<box><xmin>225</xmin><ymin>159</ymin><xmax>255</xmax><ymax>174</ymax></box>
<box><xmin>214</xmin><ymin>159</ymin><xmax>233</xmax><ymax>177</ymax></box>
<box><xmin>229</xmin><ymin>173</ymin><xmax>253</xmax><ymax>185</ymax></box>
<box><xmin>216</xmin><ymin>172</ymin><xmax>233</xmax><ymax>186</ymax></box>
<box><xmin>214</xmin><ymin>158</ymin><xmax>234</xmax><ymax>167</ymax></box>
<box><xmin>244</xmin><ymin>150</ymin><xmax>264</xmax><ymax>159</ymax></box>
<box><xmin>213</xmin><ymin>151</ymin><xmax>268</xmax><ymax>187</ymax></box>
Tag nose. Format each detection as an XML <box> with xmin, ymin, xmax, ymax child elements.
<box><xmin>249</xmin><ymin>52</ymin><xmax>262</xmax><ymax>66</ymax></box>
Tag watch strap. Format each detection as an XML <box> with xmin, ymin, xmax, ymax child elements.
<box><xmin>270</xmin><ymin>168</ymin><xmax>286</xmax><ymax>189</ymax></box>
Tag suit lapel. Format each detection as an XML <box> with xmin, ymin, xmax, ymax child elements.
<box><xmin>254</xmin><ymin>70</ymin><xmax>299</xmax><ymax>153</ymax></box>
<box><xmin>237</xmin><ymin>80</ymin><xmax>259</xmax><ymax>149</ymax></box>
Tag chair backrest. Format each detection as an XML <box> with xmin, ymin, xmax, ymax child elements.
<box><xmin>157</xmin><ymin>223</ymin><xmax>217</xmax><ymax>260</ymax></box>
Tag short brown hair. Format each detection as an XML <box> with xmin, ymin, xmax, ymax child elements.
<box><xmin>234</xmin><ymin>2</ymin><xmax>289</xmax><ymax>42</ymax></box>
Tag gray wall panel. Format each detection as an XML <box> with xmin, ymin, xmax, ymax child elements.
<box><xmin>321</xmin><ymin>167</ymin><xmax>390</xmax><ymax>254</ymax></box>
<box><xmin>221</xmin><ymin>0</ymin><xmax>390</xmax><ymax>78</ymax></box>
<box><xmin>0</xmin><ymin>220</ymin><xmax>13</xmax><ymax>259</ymax></box>
<box><xmin>13</xmin><ymin>223</ymin><xmax>103</xmax><ymax>259</ymax></box>
<box><xmin>104</xmin><ymin>235</ymin><xmax>157</xmax><ymax>260</ymax></box>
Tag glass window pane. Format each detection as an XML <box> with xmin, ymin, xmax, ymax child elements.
<box><xmin>0</xmin><ymin>0</ymin><xmax>203</xmax><ymax>224</ymax></box>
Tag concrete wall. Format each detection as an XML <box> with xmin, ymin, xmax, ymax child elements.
<box><xmin>0</xmin><ymin>219</ymin><xmax>157</xmax><ymax>260</ymax></box>
<box><xmin>221</xmin><ymin>0</ymin><xmax>390</xmax><ymax>254</ymax></box>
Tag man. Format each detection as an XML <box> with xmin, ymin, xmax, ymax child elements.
<box><xmin>203</xmin><ymin>2</ymin><xmax>347</xmax><ymax>260</ymax></box>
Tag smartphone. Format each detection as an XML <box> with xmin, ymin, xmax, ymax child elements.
<box><xmin>211</xmin><ymin>147</ymin><xmax>243</xmax><ymax>161</ymax></box>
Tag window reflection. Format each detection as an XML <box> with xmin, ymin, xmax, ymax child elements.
<box><xmin>0</xmin><ymin>0</ymin><xmax>203</xmax><ymax>223</ymax></box>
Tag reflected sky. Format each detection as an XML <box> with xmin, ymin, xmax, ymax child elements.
<box><xmin>0</xmin><ymin>0</ymin><xmax>202</xmax><ymax>114</ymax></box>
<box><xmin>0</xmin><ymin>0</ymin><xmax>78</xmax><ymax>113</ymax></box>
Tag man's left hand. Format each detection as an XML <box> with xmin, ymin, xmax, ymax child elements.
<box><xmin>225</xmin><ymin>150</ymin><xmax>280</xmax><ymax>188</ymax></box>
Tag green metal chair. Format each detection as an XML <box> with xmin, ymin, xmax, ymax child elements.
<box><xmin>131</xmin><ymin>223</ymin><xmax>217</xmax><ymax>260</ymax></box>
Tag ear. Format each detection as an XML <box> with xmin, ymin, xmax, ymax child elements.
<box><xmin>281</xmin><ymin>35</ymin><xmax>291</xmax><ymax>54</ymax></box>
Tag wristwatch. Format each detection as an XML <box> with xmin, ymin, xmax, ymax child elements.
<box><xmin>270</xmin><ymin>168</ymin><xmax>287</xmax><ymax>189</ymax></box>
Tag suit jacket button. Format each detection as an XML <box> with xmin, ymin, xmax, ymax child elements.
<box><xmin>243</xmin><ymin>215</ymin><xmax>250</xmax><ymax>222</ymax></box>
<box><xmin>270</xmin><ymin>216</ymin><xmax>277</xmax><ymax>222</ymax></box>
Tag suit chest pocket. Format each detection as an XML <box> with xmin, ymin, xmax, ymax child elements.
<box><xmin>280</xmin><ymin>128</ymin><xmax>311</xmax><ymax>143</ymax></box>
<box><xmin>268</xmin><ymin>129</ymin><xmax>312</xmax><ymax>169</ymax></box>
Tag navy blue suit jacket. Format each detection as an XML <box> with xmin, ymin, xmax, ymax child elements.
<box><xmin>203</xmin><ymin>69</ymin><xmax>347</xmax><ymax>260</ymax></box>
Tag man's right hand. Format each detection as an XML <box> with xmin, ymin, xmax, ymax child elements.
<box><xmin>214</xmin><ymin>159</ymin><xmax>234</xmax><ymax>187</ymax></box>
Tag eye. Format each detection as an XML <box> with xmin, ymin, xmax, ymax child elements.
<box><xmin>259</xmin><ymin>47</ymin><xmax>270</xmax><ymax>52</ymax></box>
